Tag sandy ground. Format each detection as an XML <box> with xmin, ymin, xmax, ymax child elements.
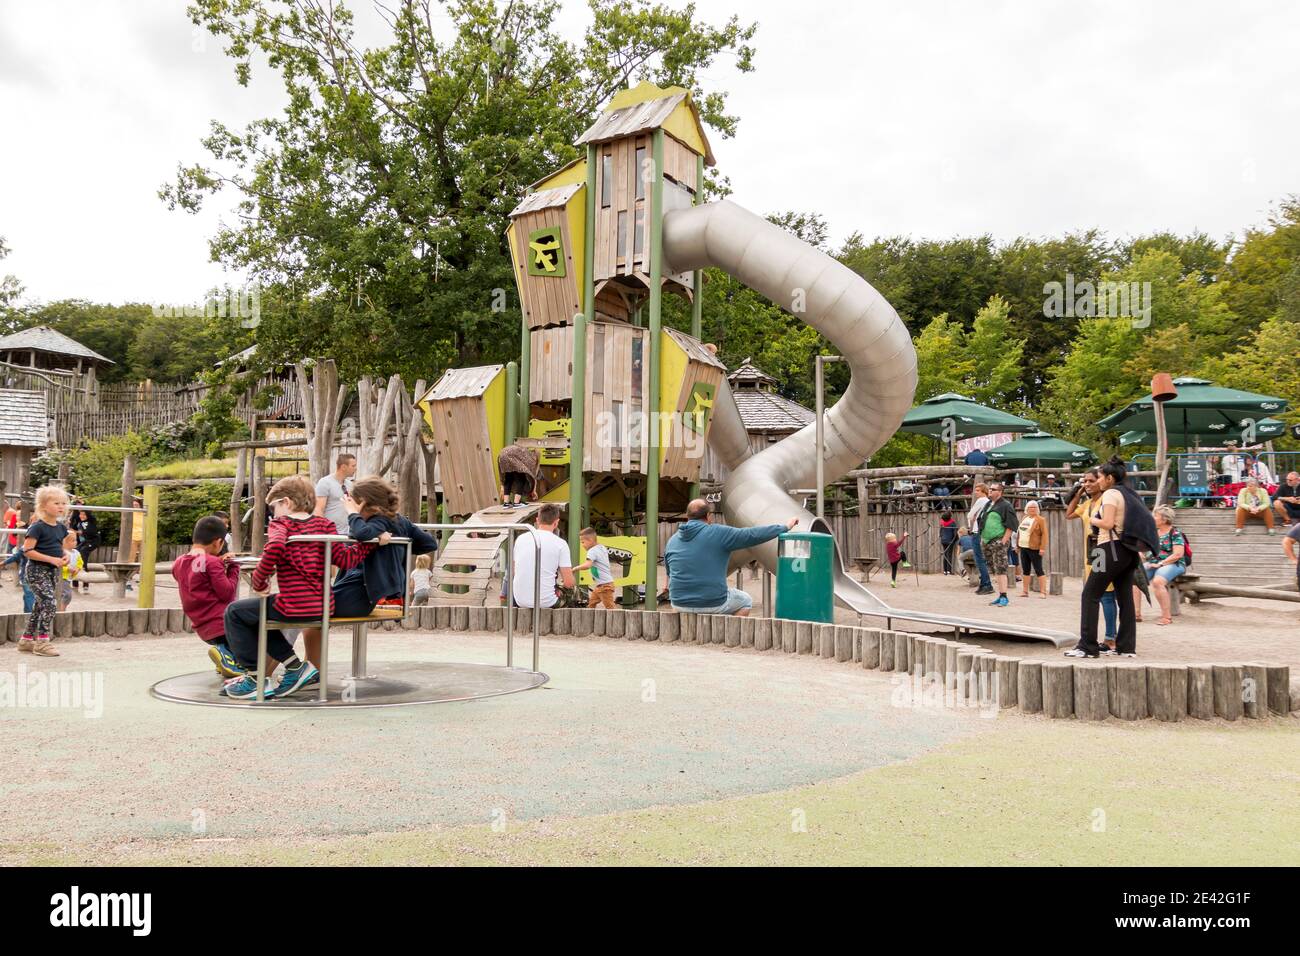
<box><xmin>1</xmin><ymin>626</ymin><xmax>1295</xmax><ymax>866</ymax></box>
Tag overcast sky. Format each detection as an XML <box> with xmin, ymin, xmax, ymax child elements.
<box><xmin>2</xmin><ymin>0</ymin><xmax>1297</xmax><ymax>307</ymax></box>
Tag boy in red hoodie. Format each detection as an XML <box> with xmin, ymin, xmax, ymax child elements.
<box><xmin>221</xmin><ymin>475</ymin><xmax>381</xmax><ymax>700</ymax></box>
<box><xmin>172</xmin><ymin>515</ymin><xmax>243</xmax><ymax>678</ymax></box>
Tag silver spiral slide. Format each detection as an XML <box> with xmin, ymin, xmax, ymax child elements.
<box><xmin>662</xmin><ymin>201</ymin><xmax>1074</xmax><ymax>646</ymax></box>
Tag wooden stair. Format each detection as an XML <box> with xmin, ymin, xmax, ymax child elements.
<box><xmin>1166</xmin><ymin>509</ymin><xmax>1295</xmax><ymax>589</ymax></box>
<box><xmin>431</xmin><ymin>502</ymin><xmax>566</xmax><ymax>606</ymax></box>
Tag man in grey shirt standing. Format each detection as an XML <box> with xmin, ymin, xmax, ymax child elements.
<box><xmin>314</xmin><ymin>453</ymin><xmax>357</xmax><ymax>534</ymax></box>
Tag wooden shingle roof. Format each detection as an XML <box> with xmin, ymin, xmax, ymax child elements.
<box><xmin>0</xmin><ymin>326</ymin><xmax>114</xmax><ymax>365</ymax></box>
<box><xmin>731</xmin><ymin>389</ymin><xmax>814</xmax><ymax>434</ymax></box>
<box><xmin>0</xmin><ymin>389</ymin><xmax>49</xmax><ymax>447</ymax></box>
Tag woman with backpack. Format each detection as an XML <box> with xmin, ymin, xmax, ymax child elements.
<box><xmin>1133</xmin><ymin>504</ymin><xmax>1187</xmax><ymax>627</ymax></box>
<box><xmin>1067</xmin><ymin>456</ymin><xmax>1151</xmax><ymax>658</ymax></box>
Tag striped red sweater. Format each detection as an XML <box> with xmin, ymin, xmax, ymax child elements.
<box><xmin>252</xmin><ymin>514</ymin><xmax>373</xmax><ymax>617</ymax></box>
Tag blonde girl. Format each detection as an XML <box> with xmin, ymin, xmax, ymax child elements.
<box><xmin>411</xmin><ymin>552</ymin><xmax>433</xmax><ymax>606</ymax></box>
<box><xmin>18</xmin><ymin>486</ymin><xmax>71</xmax><ymax>656</ymax></box>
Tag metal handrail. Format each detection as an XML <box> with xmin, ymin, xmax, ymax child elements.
<box><xmin>413</xmin><ymin>522</ymin><xmax>552</xmax><ymax>675</ymax></box>
<box><xmin>253</xmin><ymin>532</ymin><xmax>413</xmax><ymax>703</ymax></box>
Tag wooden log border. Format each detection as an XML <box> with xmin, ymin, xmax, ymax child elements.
<box><xmin>16</xmin><ymin>608</ymin><xmax>1297</xmax><ymax>721</ymax></box>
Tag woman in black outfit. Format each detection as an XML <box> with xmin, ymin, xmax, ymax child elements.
<box><xmin>1068</xmin><ymin>456</ymin><xmax>1138</xmax><ymax>658</ymax></box>
<box><xmin>69</xmin><ymin>508</ymin><xmax>100</xmax><ymax>592</ymax></box>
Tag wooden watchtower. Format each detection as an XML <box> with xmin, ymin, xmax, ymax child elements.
<box><xmin>502</xmin><ymin>83</ymin><xmax>722</xmax><ymax>599</ymax></box>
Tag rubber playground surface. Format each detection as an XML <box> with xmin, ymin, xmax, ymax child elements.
<box><xmin>3</xmin><ymin>629</ymin><xmax>1297</xmax><ymax>866</ymax></box>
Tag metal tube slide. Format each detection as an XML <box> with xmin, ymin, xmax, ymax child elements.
<box><xmin>664</xmin><ymin>200</ymin><xmax>1074</xmax><ymax>643</ymax></box>
<box><xmin>662</xmin><ymin>199</ymin><xmax>914</xmax><ymax>583</ymax></box>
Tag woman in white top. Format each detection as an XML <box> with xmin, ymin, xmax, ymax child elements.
<box><xmin>1067</xmin><ymin>456</ymin><xmax>1139</xmax><ymax>659</ymax></box>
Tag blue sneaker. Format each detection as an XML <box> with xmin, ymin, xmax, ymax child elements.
<box><xmin>990</xmin><ymin>595</ymin><xmax>1009</xmax><ymax>607</ymax></box>
<box><xmin>272</xmin><ymin>660</ymin><xmax>319</xmax><ymax>698</ymax></box>
<box><xmin>208</xmin><ymin>642</ymin><xmax>246</xmax><ymax>679</ymax></box>
<box><xmin>221</xmin><ymin>674</ymin><xmax>275</xmax><ymax>700</ymax></box>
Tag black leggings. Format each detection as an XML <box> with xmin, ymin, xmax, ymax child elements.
<box><xmin>890</xmin><ymin>552</ymin><xmax>907</xmax><ymax>581</ymax></box>
<box><xmin>1078</xmin><ymin>541</ymin><xmax>1137</xmax><ymax>654</ymax></box>
<box><xmin>501</xmin><ymin>472</ymin><xmax>533</xmax><ymax>497</ymax></box>
<box><xmin>941</xmin><ymin>540</ymin><xmax>956</xmax><ymax>574</ymax></box>
<box><xmin>1020</xmin><ymin>546</ymin><xmax>1044</xmax><ymax>577</ymax></box>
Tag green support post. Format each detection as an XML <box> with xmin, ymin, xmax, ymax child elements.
<box><xmin>691</xmin><ymin>152</ymin><xmax>704</xmax><ymax>340</ymax></box>
<box><xmin>518</xmin><ymin>312</ymin><xmax>531</xmax><ymax>437</ymax></box>
<box><xmin>645</xmin><ymin>128</ymin><xmax>666</xmax><ymax>604</ymax></box>
<box><xmin>565</xmin><ymin>144</ymin><xmax>597</xmax><ymax>553</ymax></box>
<box><xmin>624</xmin><ymin>489</ymin><xmax>639</xmax><ymax>608</ymax></box>
<box><xmin>568</xmin><ymin>312</ymin><xmax>587</xmax><ymax>555</ymax></box>
<box><xmin>688</xmin><ymin>153</ymin><xmax>705</xmax><ymax>503</ymax></box>
<box><xmin>505</xmin><ymin>361</ymin><xmax>518</xmax><ymax>443</ymax></box>
<box><xmin>137</xmin><ymin>485</ymin><xmax>159</xmax><ymax>609</ymax></box>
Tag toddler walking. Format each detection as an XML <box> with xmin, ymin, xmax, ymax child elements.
<box><xmin>17</xmin><ymin>486</ymin><xmax>71</xmax><ymax>656</ymax></box>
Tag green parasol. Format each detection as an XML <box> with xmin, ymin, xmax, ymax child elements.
<box><xmin>1118</xmin><ymin>417</ymin><xmax>1287</xmax><ymax>448</ymax></box>
<box><xmin>899</xmin><ymin>393</ymin><xmax>1039</xmax><ymax>440</ymax></box>
<box><xmin>986</xmin><ymin>431</ymin><xmax>1098</xmax><ymax>468</ymax></box>
<box><xmin>1097</xmin><ymin>378</ymin><xmax>1290</xmax><ymax>443</ymax></box>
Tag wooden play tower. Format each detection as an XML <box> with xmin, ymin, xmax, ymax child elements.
<box><xmin>421</xmin><ymin>82</ymin><xmax>726</xmax><ymax>605</ymax></box>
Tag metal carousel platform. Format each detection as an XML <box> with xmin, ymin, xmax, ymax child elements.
<box><xmin>150</xmin><ymin>660</ymin><xmax>549</xmax><ymax>709</ymax></box>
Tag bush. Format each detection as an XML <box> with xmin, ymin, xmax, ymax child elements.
<box><xmin>29</xmin><ymin>448</ymin><xmax>72</xmax><ymax>489</ymax></box>
<box><xmin>67</xmin><ymin>432</ymin><xmax>156</xmax><ymax>497</ymax></box>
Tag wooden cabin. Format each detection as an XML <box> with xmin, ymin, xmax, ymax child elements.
<box><xmin>418</xmin><ymin>366</ymin><xmax>508</xmax><ymax>519</ymax></box>
<box><xmin>701</xmin><ymin>359</ymin><xmax>814</xmax><ymax>489</ymax></box>
<box><xmin>0</xmin><ymin>325</ymin><xmax>114</xmax><ymax>384</ymax></box>
<box><xmin>507</xmin><ymin>184</ymin><xmax>585</xmax><ymax>331</ymax></box>
<box><xmin>576</xmin><ymin>82</ymin><xmax>711</xmax><ymax>301</ymax></box>
<box><xmin>658</xmin><ymin>329</ymin><xmax>726</xmax><ymax>482</ymax></box>
<box><xmin>0</xmin><ymin>389</ymin><xmax>48</xmax><ymax>497</ymax></box>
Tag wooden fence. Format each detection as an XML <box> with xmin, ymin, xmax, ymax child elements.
<box><xmin>855</xmin><ymin>510</ymin><xmax>1085</xmax><ymax>578</ymax></box>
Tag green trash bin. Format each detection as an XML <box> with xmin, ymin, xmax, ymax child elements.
<box><xmin>775</xmin><ymin>531</ymin><xmax>835</xmax><ymax>623</ymax></box>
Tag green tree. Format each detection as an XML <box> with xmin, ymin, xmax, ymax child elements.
<box><xmin>164</xmin><ymin>0</ymin><xmax>756</xmax><ymax>384</ymax></box>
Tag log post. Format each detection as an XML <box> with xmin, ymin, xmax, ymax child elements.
<box><xmin>1264</xmin><ymin>663</ymin><xmax>1290</xmax><ymax>716</ymax></box>
<box><xmin>230</xmin><ymin>447</ymin><xmax>247</xmax><ymax>552</ymax></box>
<box><xmin>250</xmin><ymin>453</ymin><xmax>267</xmax><ymax>555</ymax></box>
<box><xmin>1146</xmin><ymin>664</ymin><xmax>1188</xmax><ymax>722</ymax></box>
<box><xmin>753</xmin><ymin>616</ymin><xmax>772</xmax><ymax>651</ymax></box>
<box><xmin>994</xmin><ymin>656</ymin><xmax>1019</xmax><ymax>709</ymax></box>
<box><xmin>1073</xmin><ymin>664</ymin><xmax>1109</xmax><ymax>720</ymax></box>
<box><xmin>1242</xmin><ymin>662</ymin><xmax>1268</xmax><ymax>719</ymax></box>
<box><xmin>116</xmin><ymin>454</ymin><xmax>136</xmax><ymax>564</ymax></box>
<box><xmin>1042</xmin><ymin>662</ymin><xmax>1075</xmax><ymax>718</ymax></box>
<box><xmin>1187</xmin><ymin>664</ymin><xmax>1215</xmax><ymax>719</ymax></box>
<box><xmin>659</xmin><ymin>610</ymin><xmax>679</xmax><ymax>643</ymax></box>
<box><xmin>780</xmin><ymin>618</ymin><xmax>797</xmax><ymax>653</ymax></box>
<box><xmin>856</xmin><ymin>628</ymin><xmax>877</xmax><ymax>668</ymax></box>
<box><xmin>1108</xmin><ymin>664</ymin><xmax>1149</xmax><ymax>720</ymax></box>
<box><xmin>878</xmin><ymin>630</ymin><xmax>895</xmax><ymax>671</ymax></box>
<box><xmin>795</xmin><ymin>621</ymin><xmax>813</xmax><ymax>655</ymax></box>
<box><xmin>1212</xmin><ymin>663</ymin><xmax>1244</xmax><ymax>721</ymax></box>
<box><xmin>1017</xmin><ymin>660</ymin><xmax>1044</xmax><ymax>713</ymax></box>
<box><xmin>893</xmin><ymin>631</ymin><xmax>909</xmax><ymax>672</ymax></box>
<box><xmin>956</xmin><ymin>649</ymin><xmax>979</xmax><ymax>704</ymax></box>
<box><xmin>724</xmin><ymin>615</ymin><xmax>741</xmax><ymax>647</ymax></box>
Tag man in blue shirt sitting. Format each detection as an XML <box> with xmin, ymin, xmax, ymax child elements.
<box><xmin>664</xmin><ymin>499</ymin><xmax>796</xmax><ymax>616</ymax></box>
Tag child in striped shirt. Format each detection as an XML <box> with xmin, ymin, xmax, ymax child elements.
<box><xmin>221</xmin><ymin>475</ymin><xmax>383</xmax><ymax>700</ymax></box>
